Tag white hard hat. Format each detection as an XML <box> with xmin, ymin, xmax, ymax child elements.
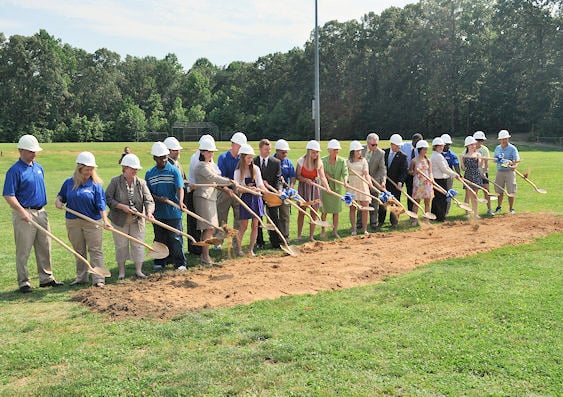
<box><xmin>238</xmin><ymin>143</ymin><xmax>255</xmax><ymax>156</ymax></box>
<box><xmin>76</xmin><ymin>151</ymin><xmax>98</xmax><ymax>167</ymax></box>
<box><xmin>440</xmin><ymin>134</ymin><xmax>453</xmax><ymax>144</ymax></box>
<box><xmin>17</xmin><ymin>135</ymin><xmax>43</xmax><ymax>152</ymax></box>
<box><xmin>120</xmin><ymin>154</ymin><xmax>142</xmax><ymax>169</ymax></box>
<box><xmin>305</xmin><ymin>140</ymin><xmax>321</xmax><ymax>151</ymax></box>
<box><xmin>349</xmin><ymin>140</ymin><xmax>363</xmax><ymax>151</ymax></box>
<box><xmin>416</xmin><ymin>140</ymin><xmax>429</xmax><ymax>149</ymax></box>
<box><xmin>464</xmin><ymin>136</ymin><xmax>477</xmax><ymax>147</ymax></box>
<box><xmin>432</xmin><ymin>137</ymin><xmax>445</xmax><ymax>146</ymax></box>
<box><xmin>163</xmin><ymin>137</ymin><xmax>183</xmax><ymax>150</ymax></box>
<box><xmin>389</xmin><ymin>134</ymin><xmax>403</xmax><ymax>146</ymax></box>
<box><xmin>498</xmin><ymin>129</ymin><xmax>511</xmax><ymax>139</ymax></box>
<box><xmin>473</xmin><ymin>131</ymin><xmax>487</xmax><ymax>140</ymax></box>
<box><xmin>199</xmin><ymin>134</ymin><xmax>213</xmax><ymax>143</ymax></box>
<box><xmin>327</xmin><ymin>139</ymin><xmax>341</xmax><ymax>150</ymax></box>
<box><xmin>230</xmin><ymin>132</ymin><xmax>247</xmax><ymax>146</ymax></box>
<box><xmin>199</xmin><ymin>137</ymin><xmax>218</xmax><ymax>151</ymax></box>
<box><xmin>151</xmin><ymin>142</ymin><xmax>170</xmax><ymax>156</ymax></box>
<box><xmin>274</xmin><ymin>139</ymin><xmax>290</xmax><ymax>151</ymax></box>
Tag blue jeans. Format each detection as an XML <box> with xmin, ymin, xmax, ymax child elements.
<box><xmin>153</xmin><ymin>218</ymin><xmax>186</xmax><ymax>268</ymax></box>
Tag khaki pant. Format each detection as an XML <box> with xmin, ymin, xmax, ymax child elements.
<box><xmin>278</xmin><ymin>202</ymin><xmax>291</xmax><ymax>240</ymax></box>
<box><xmin>216</xmin><ymin>190</ymin><xmax>241</xmax><ymax>251</ymax></box>
<box><xmin>13</xmin><ymin>209</ymin><xmax>54</xmax><ymax>288</ymax></box>
<box><xmin>66</xmin><ymin>218</ymin><xmax>107</xmax><ymax>284</ymax></box>
<box><xmin>113</xmin><ymin>216</ymin><xmax>145</xmax><ymax>265</ymax></box>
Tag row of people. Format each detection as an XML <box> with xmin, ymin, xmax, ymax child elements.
<box><xmin>3</xmin><ymin>130</ymin><xmax>519</xmax><ymax>292</ymax></box>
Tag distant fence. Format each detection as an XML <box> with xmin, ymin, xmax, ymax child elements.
<box><xmin>535</xmin><ymin>136</ymin><xmax>563</xmax><ymax>147</ymax></box>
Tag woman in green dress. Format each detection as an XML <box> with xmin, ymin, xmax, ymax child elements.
<box><xmin>320</xmin><ymin>139</ymin><xmax>348</xmax><ymax>239</ymax></box>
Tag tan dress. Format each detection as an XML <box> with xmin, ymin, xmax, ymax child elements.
<box><xmin>347</xmin><ymin>158</ymin><xmax>370</xmax><ymax>202</ymax></box>
<box><xmin>193</xmin><ymin>161</ymin><xmax>231</xmax><ymax>230</ymax></box>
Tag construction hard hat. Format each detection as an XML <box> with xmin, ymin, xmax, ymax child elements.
<box><xmin>416</xmin><ymin>140</ymin><xmax>429</xmax><ymax>149</ymax></box>
<box><xmin>17</xmin><ymin>135</ymin><xmax>43</xmax><ymax>152</ymax></box>
<box><xmin>389</xmin><ymin>134</ymin><xmax>403</xmax><ymax>146</ymax></box>
<box><xmin>473</xmin><ymin>131</ymin><xmax>487</xmax><ymax>140</ymax></box>
<box><xmin>239</xmin><ymin>143</ymin><xmax>255</xmax><ymax>156</ymax></box>
<box><xmin>440</xmin><ymin>134</ymin><xmax>453</xmax><ymax>144</ymax></box>
<box><xmin>120</xmin><ymin>154</ymin><xmax>142</xmax><ymax>169</ymax></box>
<box><xmin>498</xmin><ymin>130</ymin><xmax>511</xmax><ymax>139</ymax></box>
<box><xmin>230</xmin><ymin>132</ymin><xmax>247</xmax><ymax>146</ymax></box>
<box><xmin>327</xmin><ymin>139</ymin><xmax>341</xmax><ymax>150</ymax></box>
<box><xmin>274</xmin><ymin>139</ymin><xmax>290</xmax><ymax>151</ymax></box>
<box><xmin>76</xmin><ymin>151</ymin><xmax>98</xmax><ymax>167</ymax></box>
<box><xmin>349</xmin><ymin>140</ymin><xmax>363</xmax><ymax>151</ymax></box>
<box><xmin>199</xmin><ymin>137</ymin><xmax>218</xmax><ymax>151</ymax></box>
<box><xmin>163</xmin><ymin>137</ymin><xmax>183</xmax><ymax>150</ymax></box>
<box><xmin>151</xmin><ymin>142</ymin><xmax>170</xmax><ymax>157</ymax></box>
<box><xmin>432</xmin><ymin>137</ymin><xmax>445</xmax><ymax>146</ymax></box>
<box><xmin>305</xmin><ymin>140</ymin><xmax>321</xmax><ymax>151</ymax></box>
<box><xmin>199</xmin><ymin>134</ymin><xmax>213</xmax><ymax>143</ymax></box>
<box><xmin>464</xmin><ymin>136</ymin><xmax>477</xmax><ymax>147</ymax></box>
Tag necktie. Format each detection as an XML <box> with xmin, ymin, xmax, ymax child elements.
<box><xmin>261</xmin><ymin>158</ymin><xmax>266</xmax><ymax>171</ymax></box>
<box><xmin>388</xmin><ymin>151</ymin><xmax>395</xmax><ymax>167</ymax></box>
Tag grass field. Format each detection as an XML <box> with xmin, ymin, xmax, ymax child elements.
<box><xmin>0</xmin><ymin>140</ymin><xmax>561</xmax><ymax>395</ymax></box>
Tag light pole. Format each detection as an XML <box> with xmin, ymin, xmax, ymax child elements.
<box><xmin>314</xmin><ymin>0</ymin><xmax>320</xmax><ymax>141</ymax></box>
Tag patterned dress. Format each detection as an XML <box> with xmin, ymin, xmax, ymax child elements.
<box><xmin>321</xmin><ymin>155</ymin><xmax>348</xmax><ymax>213</ymax></box>
<box><xmin>347</xmin><ymin>159</ymin><xmax>371</xmax><ymax>202</ymax></box>
<box><xmin>297</xmin><ymin>157</ymin><xmax>321</xmax><ymax>208</ymax></box>
<box><xmin>412</xmin><ymin>157</ymin><xmax>434</xmax><ymax>200</ymax></box>
<box><xmin>463</xmin><ymin>156</ymin><xmax>483</xmax><ymax>190</ymax></box>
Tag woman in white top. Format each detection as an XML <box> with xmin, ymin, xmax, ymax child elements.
<box><xmin>430</xmin><ymin>137</ymin><xmax>461</xmax><ymax>221</ymax></box>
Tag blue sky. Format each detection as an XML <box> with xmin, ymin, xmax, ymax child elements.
<box><xmin>1</xmin><ymin>0</ymin><xmax>415</xmax><ymax>69</ymax></box>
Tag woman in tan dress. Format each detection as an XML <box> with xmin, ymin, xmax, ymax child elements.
<box><xmin>347</xmin><ymin>141</ymin><xmax>372</xmax><ymax>235</ymax></box>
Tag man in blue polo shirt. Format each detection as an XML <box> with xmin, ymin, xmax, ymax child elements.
<box><xmin>3</xmin><ymin>135</ymin><xmax>63</xmax><ymax>293</ymax></box>
<box><xmin>493</xmin><ymin>130</ymin><xmax>520</xmax><ymax>214</ymax></box>
<box><xmin>145</xmin><ymin>141</ymin><xmax>187</xmax><ymax>271</ymax></box>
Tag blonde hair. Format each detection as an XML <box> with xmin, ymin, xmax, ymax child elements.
<box><xmin>235</xmin><ymin>154</ymin><xmax>255</xmax><ymax>184</ymax></box>
<box><xmin>302</xmin><ymin>149</ymin><xmax>320</xmax><ymax>170</ymax></box>
<box><xmin>73</xmin><ymin>164</ymin><xmax>103</xmax><ymax>190</ymax></box>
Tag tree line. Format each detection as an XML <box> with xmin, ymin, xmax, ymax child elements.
<box><xmin>0</xmin><ymin>0</ymin><xmax>560</xmax><ymax>143</ymax></box>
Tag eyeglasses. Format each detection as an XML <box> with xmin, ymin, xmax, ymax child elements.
<box><xmin>369</xmin><ymin>143</ymin><xmax>378</xmax><ymax>147</ymax></box>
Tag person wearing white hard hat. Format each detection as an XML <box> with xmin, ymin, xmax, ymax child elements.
<box><xmin>348</xmin><ymin>140</ymin><xmax>373</xmax><ymax>235</ymax></box>
<box><xmin>408</xmin><ymin>140</ymin><xmax>434</xmax><ymax>225</ymax></box>
<box><xmin>3</xmin><ymin>135</ymin><xmax>63</xmax><ymax>293</ymax></box>
<box><xmin>493</xmin><ymin>130</ymin><xmax>520</xmax><ymax>214</ymax></box>
<box><xmin>164</xmin><ymin>137</ymin><xmax>186</xmax><ymax>184</ymax></box>
<box><xmin>106</xmin><ymin>154</ymin><xmax>155</xmax><ymax>279</ymax></box>
<box><xmin>360</xmin><ymin>133</ymin><xmax>386</xmax><ymax>230</ymax></box>
<box><xmin>145</xmin><ymin>142</ymin><xmax>187</xmax><ymax>271</ymax></box>
<box><xmin>216</xmin><ymin>132</ymin><xmax>248</xmax><ymax>253</ymax></box>
<box><xmin>55</xmin><ymin>152</ymin><xmax>111</xmax><ymax>287</ymax></box>
<box><xmin>461</xmin><ymin>136</ymin><xmax>483</xmax><ymax>218</ymax></box>
<box><xmin>380</xmin><ymin>133</ymin><xmax>409</xmax><ymax>228</ymax></box>
<box><xmin>234</xmin><ymin>143</ymin><xmax>266</xmax><ymax>256</ymax></box>
<box><xmin>254</xmin><ymin>139</ymin><xmax>283</xmax><ymax>250</ymax></box>
<box><xmin>296</xmin><ymin>140</ymin><xmax>330</xmax><ymax>242</ymax></box>
<box><xmin>401</xmin><ymin>133</ymin><xmax>423</xmax><ymax>211</ymax></box>
<box><xmin>440</xmin><ymin>133</ymin><xmax>461</xmax><ymax>216</ymax></box>
<box><xmin>473</xmin><ymin>131</ymin><xmax>494</xmax><ymax>215</ymax></box>
<box><xmin>273</xmin><ymin>139</ymin><xmax>295</xmax><ymax>241</ymax></box>
<box><xmin>320</xmin><ymin>139</ymin><xmax>348</xmax><ymax>239</ymax></box>
<box><xmin>186</xmin><ymin>134</ymin><xmax>216</xmax><ymax>255</ymax></box>
<box><xmin>430</xmin><ymin>137</ymin><xmax>462</xmax><ymax>222</ymax></box>
<box><xmin>193</xmin><ymin>136</ymin><xmax>234</xmax><ymax>265</ymax></box>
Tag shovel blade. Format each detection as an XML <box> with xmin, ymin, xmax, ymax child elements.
<box><xmin>424</xmin><ymin>212</ymin><xmax>437</xmax><ymax>220</ymax></box>
<box><xmin>147</xmin><ymin>241</ymin><xmax>170</xmax><ymax>259</ymax></box>
<box><xmin>406</xmin><ymin>210</ymin><xmax>419</xmax><ymax>219</ymax></box>
<box><xmin>536</xmin><ymin>188</ymin><xmax>547</xmax><ymax>194</ymax></box>
<box><xmin>280</xmin><ymin>244</ymin><xmax>299</xmax><ymax>257</ymax></box>
<box><xmin>87</xmin><ymin>267</ymin><xmax>111</xmax><ymax>277</ymax></box>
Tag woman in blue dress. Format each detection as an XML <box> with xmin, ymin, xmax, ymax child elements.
<box><xmin>461</xmin><ymin>136</ymin><xmax>483</xmax><ymax>218</ymax></box>
<box><xmin>234</xmin><ymin>144</ymin><xmax>266</xmax><ymax>257</ymax></box>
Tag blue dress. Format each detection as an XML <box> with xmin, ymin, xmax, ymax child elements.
<box><xmin>239</xmin><ymin>177</ymin><xmax>265</xmax><ymax>220</ymax></box>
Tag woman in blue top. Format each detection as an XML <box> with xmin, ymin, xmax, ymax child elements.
<box><xmin>55</xmin><ymin>152</ymin><xmax>111</xmax><ymax>287</ymax></box>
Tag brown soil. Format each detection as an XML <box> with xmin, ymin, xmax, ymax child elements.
<box><xmin>73</xmin><ymin>213</ymin><xmax>562</xmax><ymax>321</ymax></box>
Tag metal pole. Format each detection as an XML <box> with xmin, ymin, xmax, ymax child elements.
<box><xmin>314</xmin><ymin>0</ymin><xmax>320</xmax><ymax>141</ymax></box>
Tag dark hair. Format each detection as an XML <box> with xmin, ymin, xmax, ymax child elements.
<box><xmin>199</xmin><ymin>152</ymin><xmax>205</xmax><ymax>161</ymax></box>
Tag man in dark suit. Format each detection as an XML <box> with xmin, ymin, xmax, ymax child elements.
<box><xmin>379</xmin><ymin>134</ymin><xmax>409</xmax><ymax>228</ymax></box>
<box><xmin>254</xmin><ymin>139</ymin><xmax>282</xmax><ymax>249</ymax></box>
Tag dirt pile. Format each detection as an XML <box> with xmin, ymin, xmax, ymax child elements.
<box><xmin>73</xmin><ymin>213</ymin><xmax>562</xmax><ymax>320</ymax></box>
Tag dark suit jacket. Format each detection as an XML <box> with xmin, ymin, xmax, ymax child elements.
<box><xmin>254</xmin><ymin>156</ymin><xmax>282</xmax><ymax>191</ymax></box>
<box><xmin>384</xmin><ymin>148</ymin><xmax>408</xmax><ymax>186</ymax></box>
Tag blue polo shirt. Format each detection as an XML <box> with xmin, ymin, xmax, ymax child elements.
<box><xmin>442</xmin><ymin>149</ymin><xmax>460</xmax><ymax>169</ymax></box>
<box><xmin>3</xmin><ymin>159</ymin><xmax>48</xmax><ymax>208</ymax></box>
<box><xmin>217</xmin><ymin>150</ymin><xmax>240</xmax><ymax>179</ymax></box>
<box><xmin>58</xmin><ymin>177</ymin><xmax>106</xmax><ymax>220</ymax></box>
<box><xmin>276</xmin><ymin>156</ymin><xmax>296</xmax><ymax>185</ymax></box>
<box><xmin>145</xmin><ymin>162</ymin><xmax>183</xmax><ymax>219</ymax></box>
<box><xmin>494</xmin><ymin>143</ymin><xmax>520</xmax><ymax>171</ymax></box>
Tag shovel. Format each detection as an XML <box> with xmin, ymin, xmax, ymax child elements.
<box><xmin>457</xmin><ymin>177</ymin><xmax>489</xmax><ymax>203</ymax></box>
<box><xmin>461</xmin><ymin>177</ymin><xmax>498</xmax><ymax>201</ymax></box>
<box><xmin>417</xmin><ymin>171</ymin><xmax>473</xmax><ymax>213</ymax></box>
<box><xmin>514</xmin><ymin>169</ymin><xmax>547</xmax><ymax>194</ymax></box>
<box><xmin>385</xmin><ymin>177</ymin><xmax>435</xmax><ymax>220</ymax></box>
<box><xmin>265</xmin><ymin>185</ymin><xmax>330</xmax><ymax>227</ymax></box>
<box><xmin>491</xmin><ymin>180</ymin><xmax>516</xmax><ymax>198</ymax></box>
<box><xmin>309</xmin><ymin>180</ymin><xmax>373</xmax><ymax>212</ymax></box>
<box><xmin>164</xmin><ymin>199</ymin><xmax>234</xmax><ymax>238</ymax></box>
<box><xmin>62</xmin><ymin>206</ymin><xmax>169</xmax><ymax>259</ymax></box>
<box><xmin>28</xmin><ymin>218</ymin><xmax>110</xmax><ymax>277</ymax></box>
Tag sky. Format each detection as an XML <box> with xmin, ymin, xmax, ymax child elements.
<box><xmin>1</xmin><ymin>0</ymin><xmax>415</xmax><ymax>69</ymax></box>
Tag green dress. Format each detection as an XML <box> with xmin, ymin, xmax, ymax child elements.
<box><xmin>321</xmin><ymin>155</ymin><xmax>348</xmax><ymax>213</ymax></box>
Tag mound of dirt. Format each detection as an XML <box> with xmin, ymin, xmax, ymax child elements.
<box><xmin>73</xmin><ymin>213</ymin><xmax>561</xmax><ymax>321</ymax></box>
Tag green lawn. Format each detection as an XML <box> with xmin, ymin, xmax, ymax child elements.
<box><xmin>0</xmin><ymin>140</ymin><xmax>561</xmax><ymax>396</ymax></box>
